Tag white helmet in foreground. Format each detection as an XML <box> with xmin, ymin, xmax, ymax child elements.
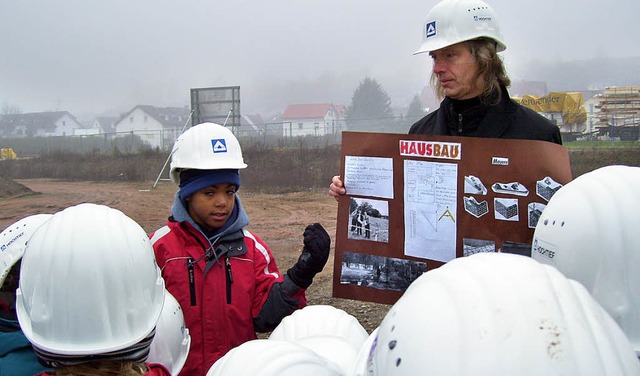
<box><xmin>149</xmin><ymin>289</ymin><xmax>191</xmax><ymax>375</ymax></box>
<box><xmin>532</xmin><ymin>164</ymin><xmax>640</xmax><ymax>355</ymax></box>
<box><xmin>362</xmin><ymin>252</ymin><xmax>640</xmax><ymax>376</ymax></box>
<box><xmin>206</xmin><ymin>339</ymin><xmax>343</xmax><ymax>376</ymax></box>
<box><xmin>295</xmin><ymin>335</ymin><xmax>359</xmax><ymax>375</ymax></box>
<box><xmin>269</xmin><ymin>304</ymin><xmax>369</xmax><ymax>351</ymax></box>
<box><xmin>16</xmin><ymin>203</ymin><xmax>165</xmax><ymax>356</ymax></box>
<box><xmin>414</xmin><ymin>0</ymin><xmax>506</xmax><ymax>55</ymax></box>
<box><xmin>0</xmin><ymin>213</ymin><xmax>53</xmax><ymax>287</ymax></box>
<box><xmin>350</xmin><ymin>327</ymin><xmax>379</xmax><ymax>376</ymax></box>
<box><xmin>169</xmin><ymin>122</ymin><xmax>247</xmax><ymax>184</ymax></box>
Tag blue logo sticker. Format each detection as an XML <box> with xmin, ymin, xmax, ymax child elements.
<box><xmin>211</xmin><ymin>139</ymin><xmax>227</xmax><ymax>153</ymax></box>
<box><xmin>426</xmin><ymin>21</ymin><xmax>436</xmax><ymax>38</ymax></box>
<box><xmin>474</xmin><ymin>15</ymin><xmax>492</xmax><ymax>22</ymax></box>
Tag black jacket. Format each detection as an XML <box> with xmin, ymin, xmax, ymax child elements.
<box><xmin>409</xmin><ymin>86</ymin><xmax>562</xmax><ymax>145</ymax></box>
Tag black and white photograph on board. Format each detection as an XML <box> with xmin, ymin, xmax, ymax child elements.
<box><xmin>494</xmin><ymin>197</ymin><xmax>519</xmax><ymax>221</ymax></box>
<box><xmin>528</xmin><ymin>202</ymin><xmax>547</xmax><ymax>228</ymax></box>
<box><xmin>464</xmin><ymin>196</ymin><xmax>490</xmax><ymax>218</ymax></box>
<box><xmin>536</xmin><ymin>176</ymin><xmax>563</xmax><ymax>202</ymax></box>
<box><xmin>347</xmin><ymin>197</ymin><xmax>389</xmax><ymax>243</ymax></box>
<box><xmin>464</xmin><ymin>174</ymin><xmax>488</xmax><ymax>195</ymax></box>
<box><xmin>491</xmin><ymin>181</ymin><xmax>529</xmax><ymax>196</ymax></box>
<box><xmin>340</xmin><ymin>251</ymin><xmax>427</xmax><ymax>292</ymax></box>
<box><xmin>500</xmin><ymin>241</ymin><xmax>532</xmax><ymax>257</ymax></box>
<box><xmin>463</xmin><ymin>238</ymin><xmax>496</xmax><ymax>257</ymax></box>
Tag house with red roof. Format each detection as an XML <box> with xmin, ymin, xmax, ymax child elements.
<box><xmin>280</xmin><ymin>103</ymin><xmax>344</xmax><ymax>137</ymax></box>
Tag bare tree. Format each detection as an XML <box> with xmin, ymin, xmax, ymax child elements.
<box><xmin>1</xmin><ymin>102</ymin><xmax>22</xmax><ymax>115</ymax></box>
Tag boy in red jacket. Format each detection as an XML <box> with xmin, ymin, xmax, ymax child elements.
<box><xmin>150</xmin><ymin>122</ymin><xmax>331</xmax><ymax>375</ymax></box>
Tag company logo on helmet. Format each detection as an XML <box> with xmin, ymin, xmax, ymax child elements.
<box><xmin>1</xmin><ymin>231</ymin><xmax>24</xmax><ymax>252</ymax></box>
<box><xmin>533</xmin><ymin>238</ymin><xmax>555</xmax><ymax>260</ymax></box>
<box><xmin>425</xmin><ymin>21</ymin><xmax>436</xmax><ymax>38</ymax></box>
<box><xmin>211</xmin><ymin>139</ymin><xmax>228</xmax><ymax>153</ymax></box>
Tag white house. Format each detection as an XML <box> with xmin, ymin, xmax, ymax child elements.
<box><xmin>81</xmin><ymin>116</ymin><xmax>119</xmax><ymax>136</ymax></box>
<box><xmin>0</xmin><ymin>111</ymin><xmax>84</xmax><ymax>138</ymax></box>
<box><xmin>583</xmin><ymin>91</ymin><xmax>603</xmax><ymax>136</ymax></box>
<box><xmin>280</xmin><ymin>103</ymin><xmax>343</xmax><ymax>137</ymax></box>
<box><xmin>114</xmin><ymin>105</ymin><xmax>191</xmax><ymax>149</ymax></box>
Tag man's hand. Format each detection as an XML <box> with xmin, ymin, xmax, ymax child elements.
<box><xmin>287</xmin><ymin>223</ymin><xmax>331</xmax><ymax>288</ymax></box>
<box><xmin>329</xmin><ymin>175</ymin><xmax>346</xmax><ymax>201</ymax></box>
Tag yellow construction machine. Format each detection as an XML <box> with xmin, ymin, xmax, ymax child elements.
<box><xmin>0</xmin><ymin>148</ymin><xmax>17</xmax><ymax>160</ymax></box>
<box><xmin>513</xmin><ymin>92</ymin><xmax>587</xmax><ymax>141</ymax></box>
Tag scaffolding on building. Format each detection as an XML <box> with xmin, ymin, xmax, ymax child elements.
<box><xmin>593</xmin><ymin>86</ymin><xmax>640</xmax><ymax>141</ymax></box>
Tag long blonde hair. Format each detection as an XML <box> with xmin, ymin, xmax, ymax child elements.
<box><xmin>431</xmin><ymin>38</ymin><xmax>511</xmax><ymax>105</ymax></box>
<box><xmin>53</xmin><ymin>361</ymin><xmax>148</xmax><ymax>376</ymax></box>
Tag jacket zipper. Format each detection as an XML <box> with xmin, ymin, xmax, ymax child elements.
<box><xmin>458</xmin><ymin>113</ymin><xmax>463</xmax><ymax>134</ymax></box>
<box><xmin>187</xmin><ymin>257</ymin><xmax>196</xmax><ymax>306</ymax></box>
<box><xmin>225</xmin><ymin>257</ymin><xmax>233</xmax><ymax>304</ymax></box>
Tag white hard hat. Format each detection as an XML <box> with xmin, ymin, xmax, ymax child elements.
<box><xmin>295</xmin><ymin>335</ymin><xmax>359</xmax><ymax>375</ymax></box>
<box><xmin>169</xmin><ymin>122</ymin><xmax>247</xmax><ymax>184</ymax></box>
<box><xmin>414</xmin><ymin>0</ymin><xmax>506</xmax><ymax>55</ymax></box>
<box><xmin>269</xmin><ymin>304</ymin><xmax>369</xmax><ymax>351</ymax></box>
<box><xmin>532</xmin><ymin>165</ymin><xmax>640</xmax><ymax>355</ymax></box>
<box><xmin>0</xmin><ymin>214</ymin><xmax>53</xmax><ymax>287</ymax></box>
<box><xmin>16</xmin><ymin>203</ymin><xmax>165</xmax><ymax>355</ymax></box>
<box><xmin>206</xmin><ymin>339</ymin><xmax>343</xmax><ymax>376</ymax></box>
<box><xmin>149</xmin><ymin>290</ymin><xmax>191</xmax><ymax>375</ymax></box>
<box><xmin>365</xmin><ymin>253</ymin><xmax>640</xmax><ymax>375</ymax></box>
<box><xmin>349</xmin><ymin>327</ymin><xmax>378</xmax><ymax>376</ymax></box>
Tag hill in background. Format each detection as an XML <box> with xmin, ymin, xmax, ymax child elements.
<box><xmin>519</xmin><ymin>56</ymin><xmax>640</xmax><ymax>94</ymax></box>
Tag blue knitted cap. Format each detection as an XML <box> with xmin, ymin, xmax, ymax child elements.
<box><xmin>178</xmin><ymin>169</ymin><xmax>240</xmax><ymax>204</ymax></box>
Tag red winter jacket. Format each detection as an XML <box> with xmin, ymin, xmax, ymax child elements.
<box><xmin>150</xmin><ymin>219</ymin><xmax>306</xmax><ymax>376</ymax></box>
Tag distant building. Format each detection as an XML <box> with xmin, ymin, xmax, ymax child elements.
<box><xmin>0</xmin><ymin>111</ymin><xmax>84</xmax><ymax>138</ymax></box>
<box><xmin>333</xmin><ymin>104</ymin><xmax>347</xmax><ymax>131</ymax></box>
<box><xmin>114</xmin><ymin>105</ymin><xmax>191</xmax><ymax>149</ymax></box>
<box><xmin>280</xmin><ymin>103</ymin><xmax>344</xmax><ymax>137</ymax></box>
<box><xmin>589</xmin><ymin>86</ymin><xmax>640</xmax><ymax>141</ymax></box>
<box><xmin>583</xmin><ymin>90</ymin><xmax>604</xmax><ymax>135</ymax></box>
<box><xmin>238</xmin><ymin>114</ymin><xmax>266</xmax><ymax>139</ymax></box>
<box><xmin>92</xmin><ymin>116</ymin><xmax>119</xmax><ymax>135</ymax></box>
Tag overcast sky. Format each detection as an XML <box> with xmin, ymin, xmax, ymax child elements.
<box><xmin>1</xmin><ymin>0</ymin><xmax>638</xmax><ymax>119</ymax></box>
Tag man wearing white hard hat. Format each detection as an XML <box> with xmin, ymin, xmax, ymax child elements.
<box><xmin>330</xmin><ymin>0</ymin><xmax>561</xmax><ymax>198</ymax></box>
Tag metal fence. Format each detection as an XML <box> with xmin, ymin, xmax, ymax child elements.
<box><xmin>0</xmin><ymin>116</ymin><xmax>422</xmax><ymax>156</ymax></box>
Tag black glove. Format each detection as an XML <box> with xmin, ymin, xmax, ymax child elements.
<box><xmin>287</xmin><ymin>223</ymin><xmax>331</xmax><ymax>288</ymax></box>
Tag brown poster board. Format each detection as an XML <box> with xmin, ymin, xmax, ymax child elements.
<box><xmin>332</xmin><ymin>131</ymin><xmax>572</xmax><ymax>305</ymax></box>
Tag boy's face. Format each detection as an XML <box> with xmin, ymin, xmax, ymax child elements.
<box><xmin>186</xmin><ymin>183</ymin><xmax>237</xmax><ymax>231</ymax></box>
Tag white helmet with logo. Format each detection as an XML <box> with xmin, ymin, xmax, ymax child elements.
<box><xmin>365</xmin><ymin>252</ymin><xmax>640</xmax><ymax>375</ymax></box>
<box><xmin>269</xmin><ymin>304</ymin><xmax>369</xmax><ymax>351</ymax></box>
<box><xmin>0</xmin><ymin>214</ymin><xmax>53</xmax><ymax>287</ymax></box>
<box><xmin>169</xmin><ymin>122</ymin><xmax>247</xmax><ymax>184</ymax></box>
<box><xmin>149</xmin><ymin>289</ymin><xmax>191</xmax><ymax>375</ymax></box>
<box><xmin>16</xmin><ymin>203</ymin><xmax>165</xmax><ymax>355</ymax></box>
<box><xmin>532</xmin><ymin>165</ymin><xmax>640</xmax><ymax>355</ymax></box>
<box><xmin>414</xmin><ymin>0</ymin><xmax>506</xmax><ymax>55</ymax></box>
<box><xmin>206</xmin><ymin>339</ymin><xmax>343</xmax><ymax>376</ymax></box>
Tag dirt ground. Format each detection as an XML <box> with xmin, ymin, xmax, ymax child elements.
<box><xmin>0</xmin><ymin>178</ymin><xmax>390</xmax><ymax>334</ymax></box>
